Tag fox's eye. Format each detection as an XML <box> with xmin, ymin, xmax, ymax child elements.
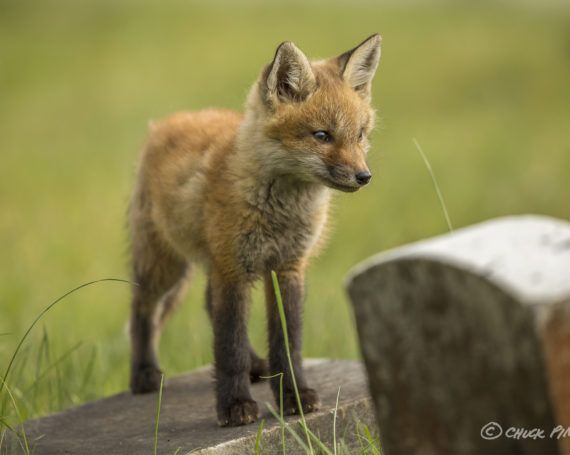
<box><xmin>313</xmin><ymin>131</ymin><xmax>332</xmax><ymax>144</ymax></box>
<box><xmin>358</xmin><ymin>130</ymin><xmax>364</xmax><ymax>142</ymax></box>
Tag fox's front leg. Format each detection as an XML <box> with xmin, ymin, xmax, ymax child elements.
<box><xmin>264</xmin><ymin>269</ymin><xmax>321</xmax><ymax>415</ymax></box>
<box><xmin>210</xmin><ymin>272</ymin><xmax>259</xmax><ymax>426</ymax></box>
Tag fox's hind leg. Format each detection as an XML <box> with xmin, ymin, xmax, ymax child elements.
<box><xmin>129</xmin><ymin>225</ymin><xmax>189</xmax><ymax>394</ymax></box>
<box><xmin>157</xmin><ymin>269</ymin><xmax>192</xmax><ymax>329</ymax></box>
<box><xmin>248</xmin><ymin>345</ymin><xmax>269</xmax><ymax>383</ymax></box>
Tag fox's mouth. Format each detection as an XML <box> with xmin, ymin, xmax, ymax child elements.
<box><xmin>320</xmin><ymin>165</ymin><xmax>370</xmax><ymax>192</ymax></box>
<box><xmin>318</xmin><ymin>176</ymin><xmax>361</xmax><ymax>193</ymax></box>
<box><xmin>325</xmin><ymin>179</ymin><xmax>361</xmax><ymax>192</ymax></box>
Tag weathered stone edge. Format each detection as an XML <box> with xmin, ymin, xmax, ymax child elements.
<box><xmin>194</xmin><ymin>396</ymin><xmax>375</xmax><ymax>454</ymax></box>
<box><xmin>344</xmin><ymin>214</ymin><xmax>570</xmax><ymax>307</ymax></box>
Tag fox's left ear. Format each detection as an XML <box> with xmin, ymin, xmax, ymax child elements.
<box><xmin>336</xmin><ymin>34</ymin><xmax>382</xmax><ymax>100</ymax></box>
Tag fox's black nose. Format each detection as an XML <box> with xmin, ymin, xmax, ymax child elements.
<box><xmin>355</xmin><ymin>170</ymin><xmax>372</xmax><ymax>186</ymax></box>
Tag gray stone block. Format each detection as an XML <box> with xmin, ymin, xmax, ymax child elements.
<box><xmin>346</xmin><ymin>215</ymin><xmax>570</xmax><ymax>455</ymax></box>
<box><xmin>6</xmin><ymin>359</ymin><xmax>375</xmax><ymax>454</ymax></box>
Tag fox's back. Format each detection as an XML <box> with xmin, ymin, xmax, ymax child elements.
<box><xmin>142</xmin><ymin>109</ymin><xmax>243</xmax><ymax>184</ymax></box>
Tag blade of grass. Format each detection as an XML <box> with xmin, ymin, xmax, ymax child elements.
<box><xmin>1</xmin><ymin>278</ymin><xmax>133</xmax><ymax>395</ymax></box>
<box><xmin>339</xmin><ymin>438</ymin><xmax>350</xmax><ymax>455</ymax></box>
<box><xmin>261</xmin><ymin>372</ymin><xmax>285</xmax><ymax>455</ymax></box>
<box><xmin>0</xmin><ymin>427</ymin><xmax>6</xmax><ymax>452</ymax></box>
<box><xmin>254</xmin><ymin>419</ymin><xmax>264</xmax><ymax>455</ymax></box>
<box><xmin>354</xmin><ymin>423</ymin><xmax>380</xmax><ymax>455</ymax></box>
<box><xmin>80</xmin><ymin>345</ymin><xmax>98</xmax><ymax>394</ymax></box>
<box><xmin>54</xmin><ymin>334</ymin><xmax>64</xmax><ymax>411</ymax></box>
<box><xmin>2</xmin><ymin>344</ymin><xmax>30</xmax><ymax>418</ymax></box>
<box><xmin>31</xmin><ymin>328</ymin><xmax>49</xmax><ymax>414</ymax></box>
<box><xmin>413</xmin><ymin>138</ymin><xmax>453</xmax><ymax>232</ymax></box>
<box><xmin>301</xmin><ymin>424</ymin><xmax>333</xmax><ymax>455</ymax></box>
<box><xmin>362</xmin><ymin>424</ymin><xmax>374</xmax><ymax>445</ymax></box>
<box><xmin>42</xmin><ymin>327</ymin><xmax>54</xmax><ymax>414</ymax></box>
<box><xmin>266</xmin><ymin>402</ymin><xmax>309</xmax><ymax>453</ymax></box>
<box><xmin>0</xmin><ymin>378</ymin><xmax>30</xmax><ymax>455</ymax></box>
<box><xmin>271</xmin><ymin>271</ymin><xmax>314</xmax><ymax>455</ymax></box>
<box><xmin>154</xmin><ymin>374</ymin><xmax>165</xmax><ymax>455</ymax></box>
<box><xmin>362</xmin><ymin>424</ymin><xmax>380</xmax><ymax>454</ymax></box>
<box><xmin>355</xmin><ymin>414</ymin><xmax>366</xmax><ymax>454</ymax></box>
<box><xmin>333</xmin><ymin>386</ymin><xmax>340</xmax><ymax>455</ymax></box>
<box><xmin>0</xmin><ymin>416</ymin><xmax>22</xmax><ymax>438</ymax></box>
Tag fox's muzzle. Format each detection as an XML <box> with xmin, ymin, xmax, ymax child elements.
<box><xmin>326</xmin><ymin>165</ymin><xmax>372</xmax><ymax>192</ymax></box>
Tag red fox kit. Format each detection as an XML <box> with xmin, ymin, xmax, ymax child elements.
<box><xmin>129</xmin><ymin>34</ymin><xmax>382</xmax><ymax>426</ymax></box>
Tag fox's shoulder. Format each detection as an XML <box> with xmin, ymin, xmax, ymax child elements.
<box><xmin>145</xmin><ymin>109</ymin><xmax>243</xmax><ymax>157</ymax></box>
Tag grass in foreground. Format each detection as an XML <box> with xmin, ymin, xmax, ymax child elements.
<box><xmin>1</xmin><ymin>274</ymin><xmax>382</xmax><ymax>454</ymax></box>
<box><xmin>0</xmin><ymin>279</ymin><xmax>132</xmax><ymax>454</ymax></box>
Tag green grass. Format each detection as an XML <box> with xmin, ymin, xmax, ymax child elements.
<box><xmin>154</xmin><ymin>374</ymin><xmax>164</xmax><ymax>455</ymax></box>
<box><xmin>1</xmin><ymin>0</ymin><xmax>569</xmax><ymax>434</ymax></box>
<box><xmin>270</xmin><ymin>271</ymin><xmax>314</xmax><ymax>454</ymax></box>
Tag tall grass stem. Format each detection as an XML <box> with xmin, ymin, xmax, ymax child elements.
<box><xmin>413</xmin><ymin>138</ymin><xmax>453</xmax><ymax>232</ymax></box>
<box><xmin>333</xmin><ymin>387</ymin><xmax>340</xmax><ymax>455</ymax></box>
<box><xmin>271</xmin><ymin>271</ymin><xmax>314</xmax><ymax>455</ymax></box>
<box><xmin>154</xmin><ymin>374</ymin><xmax>165</xmax><ymax>455</ymax></box>
<box><xmin>0</xmin><ymin>377</ymin><xmax>30</xmax><ymax>455</ymax></box>
<box><xmin>266</xmin><ymin>403</ymin><xmax>309</xmax><ymax>453</ymax></box>
<box><xmin>255</xmin><ymin>419</ymin><xmax>264</xmax><ymax>455</ymax></box>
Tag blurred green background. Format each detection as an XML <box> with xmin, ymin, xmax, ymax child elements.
<box><xmin>1</xmin><ymin>0</ymin><xmax>569</xmax><ymax>421</ymax></box>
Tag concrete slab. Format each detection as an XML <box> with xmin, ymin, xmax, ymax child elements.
<box><xmin>7</xmin><ymin>359</ymin><xmax>375</xmax><ymax>454</ymax></box>
<box><xmin>346</xmin><ymin>215</ymin><xmax>570</xmax><ymax>455</ymax></box>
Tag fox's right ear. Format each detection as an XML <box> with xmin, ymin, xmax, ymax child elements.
<box><xmin>336</xmin><ymin>34</ymin><xmax>382</xmax><ymax>101</ymax></box>
<box><xmin>260</xmin><ymin>41</ymin><xmax>316</xmax><ymax>106</ymax></box>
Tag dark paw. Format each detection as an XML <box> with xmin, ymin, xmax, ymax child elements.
<box><xmin>250</xmin><ymin>357</ymin><xmax>269</xmax><ymax>383</ymax></box>
<box><xmin>282</xmin><ymin>388</ymin><xmax>321</xmax><ymax>415</ymax></box>
<box><xmin>130</xmin><ymin>364</ymin><xmax>163</xmax><ymax>394</ymax></box>
<box><xmin>218</xmin><ymin>399</ymin><xmax>260</xmax><ymax>427</ymax></box>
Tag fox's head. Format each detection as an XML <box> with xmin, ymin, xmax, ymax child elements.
<box><xmin>244</xmin><ymin>34</ymin><xmax>381</xmax><ymax>193</ymax></box>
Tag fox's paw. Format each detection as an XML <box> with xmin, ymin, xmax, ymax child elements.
<box><xmin>250</xmin><ymin>357</ymin><xmax>270</xmax><ymax>383</ymax></box>
<box><xmin>130</xmin><ymin>364</ymin><xmax>163</xmax><ymax>394</ymax></box>
<box><xmin>218</xmin><ymin>399</ymin><xmax>260</xmax><ymax>427</ymax></box>
<box><xmin>282</xmin><ymin>388</ymin><xmax>321</xmax><ymax>415</ymax></box>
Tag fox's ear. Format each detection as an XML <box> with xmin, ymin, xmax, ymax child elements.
<box><xmin>261</xmin><ymin>41</ymin><xmax>316</xmax><ymax>105</ymax></box>
<box><xmin>336</xmin><ymin>34</ymin><xmax>382</xmax><ymax>100</ymax></box>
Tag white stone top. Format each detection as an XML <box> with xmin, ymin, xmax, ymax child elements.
<box><xmin>347</xmin><ymin>215</ymin><xmax>570</xmax><ymax>306</ymax></box>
